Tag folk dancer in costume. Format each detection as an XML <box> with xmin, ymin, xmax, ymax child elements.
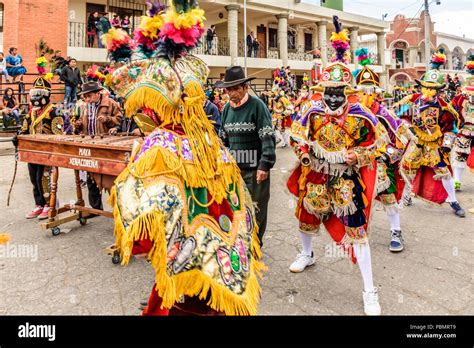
<box><xmin>270</xmin><ymin>89</ymin><xmax>293</xmax><ymax>147</ymax></box>
<box><xmin>450</xmin><ymin>55</ymin><xmax>474</xmax><ymax>191</ymax></box>
<box><xmin>286</xmin><ymin>16</ymin><xmax>384</xmax><ymax>315</ymax></box>
<box><xmin>393</xmin><ymin>50</ymin><xmax>465</xmax><ymax>217</ymax></box>
<box><xmin>108</xmin><ymin>0</ymin><xmax>264</xmax><ymax>316</ymax></box>
<box><xmin>19</xmin><ymin>72</ymin><xmax>64</xmax><ymax>220</ymax></box>
<box><xmin>354</xmin><ymin>48</ymin><xmax>411</xmax><ymax>252</ymax></box>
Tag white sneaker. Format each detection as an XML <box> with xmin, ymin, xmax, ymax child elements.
<box><xmin>289</xmin><ymin>252</ymin><xmax>315</xmax><ymax>273</ymax></box>
<box><xmin>363</xmin><ymin>288</ymin><xmax>381</xmax><ymax>315</ymax></box>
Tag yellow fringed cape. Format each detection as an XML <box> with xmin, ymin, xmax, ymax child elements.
<box><xmin>109</xmin><ymin>55</ymin><xmax>265</xmax><ymax>315</ymax></box>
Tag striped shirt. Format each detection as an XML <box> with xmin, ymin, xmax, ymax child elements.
<box><xmin>87</xmin><ymin>100</ymin><xmax>101</xmax><ymax>135</ymax></box>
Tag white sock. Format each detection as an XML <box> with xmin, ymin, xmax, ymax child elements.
<box><xmin>299</xmin><ymin>232</ymin><xmax>313</xmax><ymax>256</ymax></box>
<box><xmin>442</xmin><ymin>177</ymin><xmax>457</xmax><ymax>203</ymax></box>
<box><xmin>283</xmin><ymin>130</ymin><xmax>290</xmax><ymax>145</ymax></box>
<box><xmin>453</xmin><ymin>166</ymin><xmax>464</xmax><ymax>182</ymax></box>
<box><xmin>275</xmin><ymin>130</ymin><xmax>284</xmax><ymax>143</ymax></box>
<box><xmin>353</xmin><ymin>243</ymin><xmax>375</xmax><ymax>292</ymax></box>
<box><xmin>386</xmin><ymin>210</ymin><xmax>401</xmax><ymax>230</ymax></box>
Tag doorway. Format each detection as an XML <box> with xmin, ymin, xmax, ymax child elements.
<box><xmin>257</xmin><ymin>25</ymin><xmax>267</xmax><ymax>58</ymax></box>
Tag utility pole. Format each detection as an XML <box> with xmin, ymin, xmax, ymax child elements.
<box><xmin>424</xmin><ymin>0</ymin><xmax>441</xmax><ymax>70</ymax></box>
<box><xmin>244</xmin><ymin>0</ymin><xmax>247</xmax><ymax>75</ymax></box>
<box><xmin>424</xmin><ymin>0</ymin><xmax>431</xmax><ymax>70</ymax></box>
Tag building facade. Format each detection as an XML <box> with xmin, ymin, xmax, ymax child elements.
<box><xmin>1</xmin><ymin>0</ymin><xmax>389</xmax><ymax>88</ymax></box>
<box><xmin>386</xmin><ymin>11</ymin><xmax>474</xmax><ymax>88</ymax></box>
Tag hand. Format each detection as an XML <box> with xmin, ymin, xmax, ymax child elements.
<box><xmin>97</xmin><ymin>115</ymin><xmax>108</xmax><ymax>123</ymax></box>
<box><xmin>109</xmin><ymin>128</ymin><xmax>118</xmax><ymax>135</ymax></box>
<box><xmin>131</xmin><ymin>128</ymin><xmax>141</xmax><ymax>136</ymax></box>
<box><xmin>256</xmin><ymin>170</ymin><xmax>269</xmax><ymax>184</ymax></box>
<box><xmin>345</xmin><ymin>150</ymin><xmax>358</xmax><ymax>166</ymax></box>
<box><xmin>439</xmin><ymin>146</ymin><xmax>451</xmax><ymax>155</ymax></box>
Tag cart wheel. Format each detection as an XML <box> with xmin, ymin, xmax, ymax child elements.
<box><xmin>51</xmin><ymin>227</ymin><xmax>61</xmax><ymax>236</ymax></box>
<box><xmin>79</xmin><ymin>217</ymin><xmax>87</xmax><ymax>226</ymax></box>
<box><xmin>112</xmin><ymin>253</ymin><xmax>121</xmax><ymax>265</ymax></box>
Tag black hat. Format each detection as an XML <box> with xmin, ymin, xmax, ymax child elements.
<box><xmin>214</xmin><ymin>66</ymin><xmax>256</xmax><ymax>89</ymax></box>
<box><xmin>78</xmin><ymin>81</ymin><xmax>104</xmax><ymax>96</ymax></box>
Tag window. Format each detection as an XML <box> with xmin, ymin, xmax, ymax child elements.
<box><xmin>269</xmin><ymin>28</ymin><xmax>278</xmax><ymax>49</ymax></box>
<box><xmin>304</xmin><ymin>33</ymin><xmax>312</xmax><ymax>52</ymax></box>
<box><xmin>0</xmin><ymin>3</ymin><xmax>4</xmax><ymax>33</ymax></box>
<box><xmin>288</xmin><ymin>31</ymin><xmax>296</xmax><ymax>50</ymax></box>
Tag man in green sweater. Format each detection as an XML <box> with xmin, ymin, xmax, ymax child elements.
<box><xmin>216</xmin><ymin>66</ymin><xmax>276</xmax><ymax>246</ymax></box>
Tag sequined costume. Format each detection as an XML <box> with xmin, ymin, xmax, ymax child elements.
<box><xmin>108</xmin><ymin>1</ymin><xmax>264</xmax><ymax>316</ymax></box>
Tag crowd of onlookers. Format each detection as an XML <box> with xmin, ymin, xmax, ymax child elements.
<box><xmin>87</xmin><ymin>11</ymin><xmax>131</xmax><ymax>48</ymax></box>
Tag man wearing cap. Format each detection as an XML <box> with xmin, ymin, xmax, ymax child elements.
<box><xmin>216</xmin><ymin>66</ymin><xmax>276</xmax><ymax>246</ymax></box>
<box><xmin>74</xmin><ymin>81</ymin><xmax>123</xmax><ymax>210</ymax></box>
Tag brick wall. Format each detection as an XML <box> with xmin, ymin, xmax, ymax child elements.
<box><xmin>3</xmin><ymin>0</ymin><xmax>68</xmax><ymax>77</ymax></box>
<box><xmin>387</xmin><ymin>12</ymin><xmax>436</xmax><ymax>49</ymax></box>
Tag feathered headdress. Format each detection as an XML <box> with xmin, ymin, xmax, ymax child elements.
<box><xmin>101</xmin><ymin>28</ymin><xmax>135</xmax><ymax>64</ymax></box>
<box><xmin>330</xmin><ymin>16</ymin><xmax>350</xmax><ymax>64</ymax></box>
<box><xmin>86</xmin><ymin>64</ymin><xmax>106</xmax><ymax>83</ymax></box>
<box><xmin>430</xmin><ymin>48</ymin><xmax>447</xmax><ymax>70</ymax></box>
<box><xmin>36</xmin><ymin>55</ymin><xmax>48</xmax><ymax>75</ymax></box>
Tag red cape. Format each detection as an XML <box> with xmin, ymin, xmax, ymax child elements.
<box><xmin>287</xmin><ymin>163</ymin><xmax>378</xmax><ymax>263</ymax></box>
<box><xmin>411</xmin><ymin>167</ymin><xmax>448</xmax><ymax>204</ymax></box>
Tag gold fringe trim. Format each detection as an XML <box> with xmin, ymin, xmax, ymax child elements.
<box><xmin>110</xmin><ymin>186</ymin><xmax>266</xmax><ymax>315</ymax></box>
<box><xmin>123</xmin><ymin>80</ymin><xmax>240</xmax><ymax>203</ymax></box>
<box><xmin>413</xmin><ymin>126</ymin><xmax>442</xmax><ymax>144</ymax></box>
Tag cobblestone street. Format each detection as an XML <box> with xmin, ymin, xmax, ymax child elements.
<box><xmin>0</xmin><ymin>141</ymin><xmax>473</xmax><ymax>315</ymax></box>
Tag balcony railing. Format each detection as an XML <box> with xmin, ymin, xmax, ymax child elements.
<box><xmin>191</xmin><ymin>37</ymin><xmax>230</xmax><ymax>56</ymax></box>
<box><xmin>69</xmin><ymin>22</ymin><xmax>87</xmax><ymax>48</ymax></box>
<box><xmin>288</xmin><ymin>45</ymin><xmax>314</xmax><ymax>62</ymax></box>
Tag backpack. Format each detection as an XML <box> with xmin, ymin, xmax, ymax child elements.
<box><xmin>96</xmin><ymin>17</ymin><xmax>111</xmax><ymax>33</ymax></box>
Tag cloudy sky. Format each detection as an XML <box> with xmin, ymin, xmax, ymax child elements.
<box><xmin>304</xmin><ymin>0</ymin><xmax>474</xmax><ymax>38</ymax></box>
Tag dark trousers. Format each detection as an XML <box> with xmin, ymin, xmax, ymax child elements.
<box><xmin>28</xmin><ymin>163</ymin><xmax>47</xmax><ymax>207</ymax></box>
<box><xmin>241</xmin><ymin>169</ymin><xmax>270</xmax><ymax>246</ymax></box>
<box><xmin>87</xmin><ymin>174</ymin><xmax>103</xmax><ymax>210</ymax></box>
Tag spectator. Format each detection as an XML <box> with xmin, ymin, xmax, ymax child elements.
<box><xmin>6</xmin><ymin>47</ymin><xmax>27</xmax><ymax>82</ymax></box>
<box><xmin>253</xmin><ymin>38</ymin><xmax>260</xmax><ymax>58</ymax></box>
<box><xmin>204</xmin><ymin>98</ymin><xmax>221</xmax><ymax>135</ymax></box>
<box><xmin>52</xmin><ymin>50</ymin><xmax>68</xmax><ymax>76</ymax></box>
<box><xmin>205</xmin><ymin>25</ymin><xmax>216</xmax><ymax>55</ymax></box>
<box><xmin>0</xmin><ymin>52</ymin><xmax>10</xmax><ymax>83</ymax></box>
<box><xmin>121</xmin><ymin>15</ymin><xmax>131</xmax><ymax>34</ymax></box>
<box><xmin>74</xmin><ymin>81</ymin><xmax>123</xmax><ymax>211</ymax></box>
<box><xmin>96</xmin><ymin>13</ymin><xmax>112</xmax><ymax>48</ymax></box>
<box><xmin>246</xmin><ymin>32</ymin><xmax>255</xmax><ymax>57</ymax></box>
<box><xmin>111</xmin><ymin>14</ymin><xmax>121</xmax><ymax>28</ymax></box>
<box><xmin>87</xmin><ymin>12</ymin><xmax>99</xmax><ymax>48</ymax></box>
<box><xmin>216</xmin><ymin>66</ymin><xmax>276</xmax><ymax>246</ymax></box>
<box><xmin>0</xmin><ymin>88</ymin><xmax>21</xmax><ymax>128</ymax></box>
<box><xmin>61</xmin><ymin>58</ymin><xmax>82</xmax><ymax>108</ymax></box>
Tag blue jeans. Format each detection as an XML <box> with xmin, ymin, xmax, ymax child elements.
<box><xmin>206</xmin><ymin>39</ymin><xmax>213</xmax><ymax>54</ymax></box>
<box><xmin>3</xmin><ymin>109</ymin><xmax>20</xmax><ymax>127</ymax></box>
<box><xmin>0</xmin><ymin>69</ymin><xmax>9</xmax><ymax>81</ymax></box>
<box><xmin>97</xmin><ymin>31</ymin><xmax>104</xmax><ymax>48</ymax></box>
<box><xmin>64</xmin><ymin>85</ymin><xmax>78</xmax><ymax>107</ymax></box>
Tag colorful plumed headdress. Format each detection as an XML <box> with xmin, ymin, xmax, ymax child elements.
<box><xmin>415</xmin><ymin>49</ymin><xmax>447</xmax><ymax>90</ymax></box>
<box><xmin>85</xmin><ymin>64</ymin><xmax>106</xmax><ymax>84</ymax></box>
<box><xmin>354</xmin><ymin>48</ymin><xmax>383</xmax><ymax>94</ymax></box>
<box><xmin>108</xmin><ymin>1</ymin><xmax>237</xmax><ymax>202</ymax></box>
<box><xmin>101</xmin><ymin>28</ymin><xmax>135</xmax><ymax>64</ymax></box>
<box><xmin>312</xmin><ymin>16</ymin><xmax>356</xmax><ymax>94</ymax></box>
<box><xmin>462</xmin><ymin>54</ymin><xmax>474</xmax><ymax>95</ymax></box>
<box><xmin>31</xmin><ymin>56</ymin><xmax>54</xmax><ymax>97</ymax></box>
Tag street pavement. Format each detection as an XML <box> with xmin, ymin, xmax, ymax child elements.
<box><xmin>0</xmin><ymin>140</ymin><xmax>472</xmax><ymax>315</ymax></box>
